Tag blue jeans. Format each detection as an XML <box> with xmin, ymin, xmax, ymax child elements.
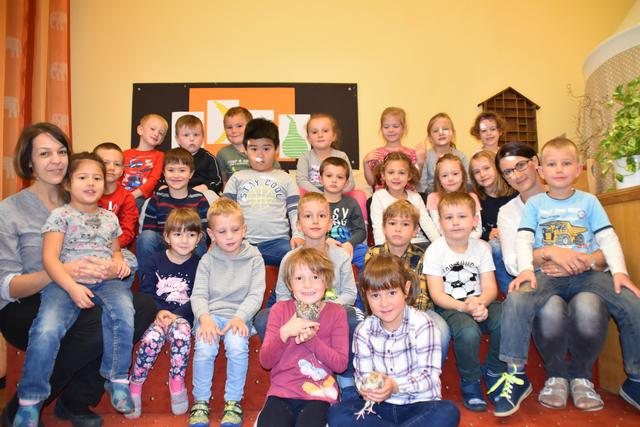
<box><xmin>18</xmin><ymin>280</ymin><xmax>134</xmax><ymax>401</ymax></box>
<box><xmin>437</xmin><ymin>302</ymin><xmax>504</xmax><ymax>381</ymax></box>
<box><xmin>136</xmin><ymin>229</ymin><xmax>207</xmax><ymax>278</ymax></box>
<box><xmin>490</xmin><ymin>238</ymin><xmax>513</xmax><ymax>295</ymax></box>
<box><xmin>192</xmin><ymin>315</ymin><xmax>250</xmax><ymax>402</ymax></box>
<box><xmin>328</xmin><ymin>397</ymin><xmax>460</xmax><ymax>427</ymax></box>
<box><xmin>255</xmin><ymin>238</ymin><xmax>291</xmax><ymax>266</ymax></box>
<box><xmin>500</xmin><ymin>270</ymin><xmax>640</xmax><ymax>377</ymax></box>
<box><xmin>426</xmin><ymin>309</ymin><xmax>450</xmax><ymax>368</ymax></box>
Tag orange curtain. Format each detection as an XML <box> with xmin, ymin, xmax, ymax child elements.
<box><xmin>1</xmin><ymin>0</ymin><xmax>71</xmax><ymax>200</ymax></box>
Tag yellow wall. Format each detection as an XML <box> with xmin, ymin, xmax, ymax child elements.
<box><xmin>617</xmin><ymin>0</ymin><xmax>640</xmax><ymax>32</ymax></box>
<box><xmin>70</xmin><ymin>0</ymin><xmax>634</xmax><ymax>167</ymax></box>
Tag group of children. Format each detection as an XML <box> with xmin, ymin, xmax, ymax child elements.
<box><xmin>12</xmin><ymin>104</ymin><xmax>640</xmax><ymax>427</ymax></box>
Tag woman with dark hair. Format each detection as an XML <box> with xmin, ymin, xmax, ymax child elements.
<box><xmin>0</xmin><ymin>123</ymin><xmax>156</xmax><ymax>427</ymax></box>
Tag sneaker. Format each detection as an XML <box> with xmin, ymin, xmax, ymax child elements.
<box><xmin>620</xmin><ymin>378</ymin><xmax>640</xmax><ymax>411</ymax></box>
<box><xmin>170</xmin><ymin>388</ymin><xmax>189</xmax><ymax>415</ymax></box>
<box><xmin>484</xmin><ymin>370</ymin><xmax>502</xmax><ymax>405</ymax></box>
<box><xmin>55</xmin><ymin>398</ymin><xmax>104</xmax><ymax>427</ymax></box>
<box><xmin>461</xmin><ymin>380</ymin><xmax>487</xmax><ymax>412</ymax></box>
<box><xmin>490</xmin><ymin>366</ymin><xmax>532</xmax><ymax>417</ymax></box>
<box><xmin>13</xmin><ymin>402</ymin><xmax>43</xmax><ymax>427</ymax></box>
<box><xmin>538</xmin><ymin>377</ymin><xmax>568</xmax><ymax>409</ymax></box>
<box><xmin>569</xmin><ymin>378</ymin><xmax>603</xmax><ymax>411</ymax></box>
<box><xmin>220</xmin><ymin>401</ymin><xmax>243</xmax><ymax>427</ymax></box>
<box><xmin>103</xmin><ymin>381</ymin><xmax>135</xmax><ymax>414</ymax></box>
<box><xmin>123</xmin><ymin>392</ymin><xmax>141</xmax><ymax>419</ymax></box>
<box><xmin>188</xmin><ymin>401</ymin><xmax>210</xmax><ymax>427</ymax></box>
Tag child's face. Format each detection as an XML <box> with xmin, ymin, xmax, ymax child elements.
<box><xmin>68</xmin><ymin>160</ymin><xmax>105</xmax><ymax>208</ymax></box>
<box><xmin>95</xmin><ymin>148</ymin><xmax>124</xmax><ymax>185</ymax></box>
<box><xmin>538</xmin><ymin>146</ymin><xmax>581</xmax><ymax>191</ymax></box>
<box><xmin>307</xmin><ymin>117</ymin><xmax>336</xmax><ymax>151</ymax></box>
<box><xmin>246</xmin><ymin>138</ymin><xmax>276</xmax><ymax>172</ymax></box>
<box><xmin>366</xmin><ymin>282</ymin><xmax>410</xmax><ymax>331</ymax></box>
<box><xmin>381</xmin><ymin>115</ymin><xmax>404</xmax><ymax>145</ymax></box>
<box><xmin>438</xmin><ymin>160</ymin><xmax>464</xmax><ymax>193</ymax></box>
<box><xmin>289</xmin><ymin>264</ymin><xmax>327</xmax><ymax>305</ymax></box>
<box><xmin>164</xmin><ymin>227</ymin><xmax>201</xmax><ymax>258</ymax></box>
<box><xmin>207</xmin><ymin>213</ymin><xmax>246</xmax><ymax>255</ymax></box>
<box><xmin>383</xmin><ymin>214</ymin><xmax>417</xmax><ymax>249</ymax></box>
<box><xmin>176</xmin><ymin>125</ymin><xmax>204</xmax><ymax>155</ymax></box>
<box><xmin>137</xmin><ymin>117</ymin><xmax>167</xmax><ymax>148</ymax></box>
<box><xmin>470</xmin><ymin>157</ymin><xmax>497</xmax><ymax>191</ymax></box>
<box><xmin>163</xmin><ymin>162</ymin><xmax>193</xmax><ymax>191</ymax></box>
<box><xmin>478</xmin><ymin>119</ymin><xmax>501</xmax><ymax>148</ymax></box>
<box><xmin>297</xmin><ymin>200</ymin><xmax>332</xmax><ymax>241</ymax></box>
<box><xmin>429</xmin><ymin>118</ymin><xmax>454</xmax><ymax>147</ymax></box>
<box><xmin>382</xmin><ymin>160</ymin><xmax>410</xmax><ymax>194</ymax></box>
<box><xmin>224</xmin><ymin>114</ymin><xmax>249</xmax><ymax>146</ymax></box>
<box><xmin>320</xmin><ymin>164</ymin><xmax>348</xmax><ymax>196</ymax></box>
<box><xmin>438</xmin><ymin>203</ymin><xmax>476</xmax><ymax>242</ymax></box>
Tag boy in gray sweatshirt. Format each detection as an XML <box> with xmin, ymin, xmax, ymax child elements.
<box><xmin>188</xmin><ymin>199</ymin><xmax>265</xmax><ymax>427</ymax></box>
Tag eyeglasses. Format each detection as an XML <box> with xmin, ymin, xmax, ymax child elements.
<box><xmin>501</xmin><ymin>159</ymin><xmax>532</xmax><ymax>178</ymax></box>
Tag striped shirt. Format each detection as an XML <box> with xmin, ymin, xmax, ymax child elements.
<box><xmin>142</xmin><ymin>188</ymin><xmax>209</xmax><ymax>233</ymax></box>
<box><xmin>353</xmin><ymin>306</ymin><xmax>441</xmax><ymax>404</ymax></box>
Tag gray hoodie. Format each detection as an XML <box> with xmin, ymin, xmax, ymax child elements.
<box><xmin>190</xmin><ymin>241</ymin><xmax>265</xmax><ymax>323</ymax></box>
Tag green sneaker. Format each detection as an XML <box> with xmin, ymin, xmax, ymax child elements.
<box><xmin>220</xmin><ymin>401</ymin><xmax>243</xmax><ymax>427</ymax></box>
<box><xmin>188</xmin><ymin>401</ymin><xmax>210</xmax><ymax>427</ymax></box>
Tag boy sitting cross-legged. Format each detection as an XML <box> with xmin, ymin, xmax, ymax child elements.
<box><xmin>188</xmin><ymin>198</ymin><xmax>265</xmax><ymax>427</ymax></box>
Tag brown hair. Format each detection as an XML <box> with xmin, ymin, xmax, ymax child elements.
<box><xmin>298</xmin><ymin>192</ymin><xmax>329</xmax><ymax>218</ymax></box>
<box><xmin>469</xmin><ymin>111</ymin><xmax>507</xmax><ymax>141</ymax></box>
<box><xmin>175</xmin><ymin>114</ymin><xmax>204</xmax><ymax>135</ymax></box>
<box><xmin>437</xmin><ymin>191</ymin><xmax>477</xmax><ymax>216</ymax></box>
<box><xmin>539</xmin><ymin>137</ymin><xmax>579</xmax><ymax>163</ymax></box>
<box><xmin>282</xmin><ymin>247</ymin><xmax>335</xmax><ymax>293</ymax></box>
<box><xmin>139</xmin><ymin>113</ymin><xmax>168</xmax><ymax>130</ymax></box>
<box><xmin>14</xmin><ymin>122</ymin><xmax>71</xmax><ymax>180</ymax></box>
<box><xmin>469</xmin><ymin>150</ymin><xmax>514</xmax><ymax>200</ymax></box>
<box><xmin>207</xmin><ymin>197</ymin><xmax>244</xmax><ymax>225</ymax></box>
<box><xmin>224</xmin><ymin>106</ymin><xmax>253</xmax><ymax>123</ymax></box>
<box><xmin>375</xmin><ymin>151</ymin><xmax>420</xmax><ymax>188</ymax></box>
<box><xmin>163</xmin><ymin>147</ymin><xmax>194</xmax><ymax>171</ymax></box>
<box><xmin>65</xmin><ymin>152</ymin><xmax>106</xmax><ymax>191</ymax></box>
<box><xmin>164</xmin><ymin>207</ymin><xmax>203</xmax><ymax>236</ymax></box>
<box><xmin>306</xmin><ymin>113</ymin><xmax>340</xmax><ymax>148</ymax></box>
<box><xmin>433</xmin><ymin>153</ymin><xmax>467</xmax><ymax>196</ymax></box>
<box><xmin>427</xmin><ymin>112</ymin><xmax>457</xmax><ymax>149</ymax></box>
<box><xmin>360</xmin><ymin>253</ymin><xmax>417</xmax><ymax>313</ymax></box>
<box><xmin>319</xmin><ymin>156</ymin><xmax>350</xmax><ymax>178</ymax></box>
<box><xmin>382</xmin><ymin>199</ymin><xmax>419</xmax><ymax>227</ymax></box>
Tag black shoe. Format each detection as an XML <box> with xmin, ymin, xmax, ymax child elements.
<box><xmin>54</xmin><ymin>399</ymin><xmax>103</xmax><ymax>427</ymax></box>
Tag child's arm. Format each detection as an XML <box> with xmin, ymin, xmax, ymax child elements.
<box><xmin>117</xmin><ymin>191</ymin><xmax>139</xmax><ymax>248</ymax></box>
<box><xmin>259</xmin><ymin>304</ymin><xmax>302</xmax><ymax>369</ymax></box>
<box><xmin>363</xmin><ymin>149</ymin><xmax>382</xmax><ymax>187</ymax></box>
<box><xmin>370</xmin><ymin>192</ymin><xmax>385</xmax><ymax>245</ymax></box>
<box><xmin>285</xmin><ymin>179</ymin><xmax>305</xmax><ymax>247</ymax></box>
<box><xmin>512</xmin><ymin>229</ymin><xmax>537</xmax><ymax>290</ymax></box>
<box><xmin>141</xmin><ymin>194</ymin><xmax>158</xmax><ymax>231</ymax></box>
<box><xmin>196</xmin><ymin>313</ymin><xmax>221</xmax><ymax>344</ymax></box>
<box><xmin>426</xmin><ymin>274</ymin><xmax>469</xmax><ymax>313</ymax></box>
<box><xmin>344</xmin><ymin>197</ymin><xmax>367</xmax><ymax>248</ymax></box>
<box><xmin>136</xmin><ymin>151</ymin><xmax>164</xmax><ymax>199</ymax></box>
<box><xmin>110</xmin><ymin>237</ymin><xmax>130</xmax><ymax>278</ymax></box>
<box><xmin>190</xmin><ymin>256</ymin><xmax>214</xmax><ymax>324</ymax></box>
<box><xmin>203</xmin><ymin>151</ymin><xmax>223</xmax><ymax>194</ymax></box>
<box><xmin>332</xmin><ymin>249</ymin><xmax>357</xmax><ymax>306</ymax></box>
<box><xmin>595</xmin><ymin>228</ymin><xmax>640</xmax><ymax>296</ymax></box>
<box><xmin>296</xmin><ymin>151</ymin><xmax>322</xmax><ymax>193</ymax></box>
<box><xmin>415</xmin><ymin>194</ymin><xmax>440</xmax><ymax>242</ymax></box>
<box><xmin>274</xmin><ymin>258</ymin><xmax>293</xmax><ymax>301</ymax></box>
<box><xmin>302</xmin><ymin>305</ymin><xmax>349</xmax><ymax>375</ymax></box>
<box><xmin>226</xmin><ymin>256</ymin><xmax>266</xmax><ymax>335</ymax></box>
<box><xmin>470</xmin><ymin>193</ymin><xmax>483</xmax><ymax>239</ymax></box>
<box><xmin>42</xmin><ymin>232</ymin><xmax>95</xmax><ymax>308</ymax></box>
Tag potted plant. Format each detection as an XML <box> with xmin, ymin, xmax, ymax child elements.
<box><xmin>594</xmin><ymin>75</ymin><xmax>640</xmax><ymax>189</ymax></box>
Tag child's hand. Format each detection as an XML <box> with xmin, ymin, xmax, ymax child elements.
<box><xmin>360</xmin><ymin>374</ymin><xmax>398</xmax><ymax>403</ymax></box>
<box><xmin>154</xmin><ymin>310</ymin><xmax>177</xmax><ymax>330</ymax></box>
<box><xmin>197</xmin><ymin>315</ymin><xmax>220</xmax><ymax>344</ymax></box>
<box><xmin>221</xmin><ymin>316</ymin><xmax>249</xmax><ymax>337</ymax></box>
<box><xmin>290</xmin><ymin>236</ymin><xmax>305</xmax><ymax>249</ymax></box>
<box><xmin>193</xmin><ymin>184</ymin><xmax>208</xmax><ymax>193</ymax></box>
<box><xmin>280</xmin><ymin>313</ymin><xmax>319</xmax><ymax>344</ymax></box>
<box><xmin>613</xmin><ymin>273</ymin><xmax>640</xmax><ymax>297</ymax></box>
<box><xmin>68</xmin><ymin>283</ymin><xmax>95</xmax><ymax>309</ymax></box>
<box><xmin>112</xmin><ymin>258</ymin><xmax>130</xmax><ymax>279</ymax></box>
<box><xmin>489</xmin><ymin>227</ymin><xmax>500</xmax><ymax>240</ymax></box>
<box><xmin>340</xmin><ymin>242</ymin><xmax>354</xmax><ymax>258</ymax></box>
<box><xmin>363</xmin><ymin>150</ymin><xmax>381</xmax><ymax>165</ymax></box>
<box><xmin>509</xmin><ymin>270</ymin><xmax>536</xmax><ymax>292</ymax></box>
<box><xmin>295</xmin><ymin>323</ymin><xmax>319</xmax><ymax>344</ymax></box>
<box><xmin>415</xmin><ymin>141</ymin><xmax>427</xmax><ymax>168</ymax></box>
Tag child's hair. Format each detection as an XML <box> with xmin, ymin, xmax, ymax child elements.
<box><xmin>206</xmin><ymin>197</ymin><xmax>244</xmax><ymax>225</ymax></box>
<box><xmin>139</xmin><ymin>113</ymin><xmax>168</xmax><ymax>129</ymax></box>
<box><xmin>437</xmin><ymin>191</ymin><xmax>476</xmax><ymax>216</ymax></box>
<box><xmin>539</xmin><ymin>137</ymin><xmax>579</xmax><ymax>162</ymax></box>
<box><xmin>495</xmin><ymin>141</ymin><xmax>538</xmax><ymax>171</ymax></box>
<box><xmin>469</xmin><ymin>111</ymin><xmax>507</xmax><ymax>141</ymax></box>
<box><xmin>306</xmin><ymin>113</ymin><xmax>340</xmax><ymax>148</ymax></box>
<box><xmin>360</xmin><ymin>253</ymin><xmax>417</xmax><ymax>313</ymax></box>
<box><xmin>164</xmin><ymin>207</ymin><xmax>203</xmax><ymax>236</ymax></box>
<box><xmin>14</xmin><ymin>122</ymin><xmax>71</xmax><ymax>180</ymax></box>
<box><xmin>163</xmin><ymin>147</ymin><xmax>195</xmax><ymax>171</ymax></box>
<box><xmin>92</xmin><ymin>142</ymin><xmax>123</xmax><ymax>154</ymax></box>
<box><xmin>427</xmin><ymin>112</ymin><xmax>457</xmax><ymax>149</ymax></box>
<box><xmin>382</xmin><ymin>199</ymin><xmax>419</xmax><ymax>227</ymax></box>
<box><xmin>224</xmin><ymin>106</ymin><xmax>253</xmax><ymax>123</ymax></box>
<box><xmin>243</xmin><ymin>118</ymin><xmax>279</xmax><ymax>149</ymax></box>
<box><xmin>319</xmin><ymin>156</ymin><xmax>350</xmax><ymax>179</ymax></box>
<box><xmin>469</xmin><ymin>150</ymin><xmax>514</xmax><ymax>200</ymax></box>
<box><xmin>175</xmin><ymin>114</ymin><xmax>204</xmax><ymax>135</ymax></box>
<box><xmin>433</xmin><ymin>153</ymin><xmax>467</xmax><ymax>195</ymax></box>
<box><xmin>297</xmin><ymin>192</ymin><xmax>329</xmax><ymax>217</ymax></box>
<box><xmin>376</xmin><ymin>151</ymin><xmax>420</xmax><ymax>188</ymax></box>
<box><xmin>65</xmin><ymin>152</ymin><xmax>106</xmax><ymax>186</ymax></box>
<box><xmin>282</xmin><ymin>247</ymin><xmax>335</xmax><ymax>293</ymax></box>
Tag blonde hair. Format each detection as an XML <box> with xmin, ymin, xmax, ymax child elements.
<box><xmin>469</xmin><ymin>150</ymin><xmax>515</xmax><ymax>200</ymax></box>
<box><xmin>383</xmin><ymin>200</ymin><xmax>419</xmax><ymax>227</ymax></box>
<box><xmin>224</xmin><ymin>106</ymin><xmax>253</xmax><ymax>123</ymax></box>
<box><xmin>437</xmin><ymin>192</ymin><xmax>476</xmax><ymax>216</ymax></box>
<box><xmin>282</xmin><ymin>248</ymin><xmax>335</xmax><ymax>293</ymax></box>
<box><xmin>139</xmin><ymin>113</ymin><xmax>168</xmax><ymax>130</ymax></box>
<box><xmin>375</xmin><ymin>151</ymin><xmax>420</xmax><ymax>188</ymax></box>
<box><xmin>427</xmin><ymin>112</ymin><xmax>456</xmax><ymax>148</ymax></box>
<box><xmin>360</xmin><ymin>253</ymin><xmax>417</xmax><ymax>314</ymax></box>
<box><xmin>297</xmin><ymin>192</ymin><xmax>329</xmax><ymax>218</ymax></box>
<box><xmin>539</xmin><ymin>137</ymin><xmax>579</xmax><ymax>163</ymax></box>
<box><xmin>207</xmin><ymin>198</ymin><xmax>244</xmax><ymax>224</ymax></box>
<box><xmin>380</xmin><ymin>107</ymin><xmax>407</xmax><ymax>138</ymax></box>
<box><xmin>433</xmin><ymin>153</ymin><xmax>467</xmax><ymax>196</ymax></box>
